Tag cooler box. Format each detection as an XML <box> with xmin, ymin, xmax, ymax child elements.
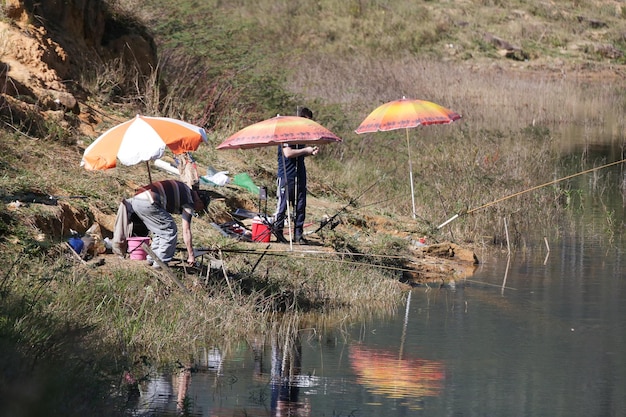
<box><xmin>251</xmin><ymin>217</ymin><xmax>271</xmax><ymax>243</ymax></box>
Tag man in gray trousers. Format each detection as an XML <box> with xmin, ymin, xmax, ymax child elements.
<box><xmin>130</xmin><ymin>180</ymin><xmax>208</xmax><ymax>267</ymax></box>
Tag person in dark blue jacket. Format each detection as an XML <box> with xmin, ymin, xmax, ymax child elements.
<box><xmin>273</xmin><ymin>107</ymin><xmax>318</xmax><ymax>244</ymax></box>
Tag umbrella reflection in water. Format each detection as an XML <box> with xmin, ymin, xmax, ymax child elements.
<box><xmin>349</xmin><ymin>345</ymin><xmax>445</xmax><ymax>409</ymax></box>
<box><xmin>349</xmin><ymin>293</ymin><xmax>445</xmax><ymax>410</ymax></box>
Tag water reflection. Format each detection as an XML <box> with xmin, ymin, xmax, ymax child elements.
<box><xmin>136</xmin><ymin>373</ymin><xmax>174</xmax><ymax>414</ymax></box>
<box><xmin>135</xmin><ymin>324</ymin><xmax>322</xmax><ymax>417</ymax></box>
<box><xmin>268</xmin><ymin>324</ymin><xmax>312</xmax><ymax>416</ymax></box>
<box><xmin>349</xmin><ymin>291</ymin><xmax>445</xmax><ymax>410</ymax></box>
<box><xmin>133</xmin><ymin>349</ymin><xmax>224</xmax><ymax>416</ymax></box>
<box><xmin>177</xmin><ymin>365</ymin><xmax>192</xmax><ymax>414</ymax></box>
<box><xmin>349</xmin><ymin>345</ymin><xmax>445</xmax><ymax>410</ymax></box>
<box><xmin>135</xmin><ymin>232</ymin><xmax>626</xmax><ymax>417</ymax></box>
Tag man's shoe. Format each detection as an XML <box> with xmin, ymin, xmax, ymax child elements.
<box><xmin>295</xmin><ymin>235</ymin><xmax>308</xmax><ymax>245</ymax></box>
<box><xmin>275</xmin><ymin>233</ymin><xmax>289</xmax><ymax>244</ymax></box>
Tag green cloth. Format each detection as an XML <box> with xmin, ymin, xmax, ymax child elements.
<box><xmin>232</xmin><ymin>173</ymin><xmax>260</xmax><ymax>194</ymax></box>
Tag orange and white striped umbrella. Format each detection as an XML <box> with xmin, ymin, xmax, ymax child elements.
<box><xmin>81</xmin><ymin>115</ymin><xmax>207</xmax><ymax>171</ymax></box>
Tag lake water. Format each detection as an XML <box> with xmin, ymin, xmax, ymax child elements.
<box><xmin>133</xmin><ymin>147</ymin><xmax>626</xmax><ymax>416</ymax></box>
<box><xmin>134</xmin><ymin>235</ymin><xmax>626</xmax><ymax>417</ymax></box>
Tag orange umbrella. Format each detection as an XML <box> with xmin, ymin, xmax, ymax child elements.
<box><xmin>216</xmin><ymin>115</ymin><xmax>342</xmax><ymax>150</ymax></box>
<box><xmin>349</xmin><ymin>345</ymin><xmax>445</xmax><ymax>409</ymax></box>
<box><xmin>81</xmin><ymin>115</ymin><xmax>207</xmax><ymax>182</ymax></box>
<box><xmin>217</xmin><ymin>115</ymin><xmax>342</xmax><ymax>248</ymax></box>
<box><xmin>355</xmin><ymin>97</ymin><xmax>461</xmax><ymax>218</ymax></box>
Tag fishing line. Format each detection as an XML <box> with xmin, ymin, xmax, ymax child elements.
<box><xmin>336</xmin><ymin>194</ymin><xmax>406</xmax><ymax>215</ymax></box>
<box><xmin>464</xmin><ymin>278</ymin><xmax>518</xmax><ymax>290</ymax></box>
<box><xmin>222</xmin><ymin>247</ymin><xmax>409</xmax><ymax>261</ymax></box>
<box><xmin>312</xmin><ymin>178</ymin><xmax>383</xmax><ymax>234</ymax></box>
<box><xmin>437</xmin><ymin>158</ymin><xmax>626</xmax><ymax>229</ymax></box>
<box><xmin>233</xmin><ymin>250</ymin><xmax>419</xmax><ymax>274</ymax></box>
<box><xmin>219</xmin><ymin>247</ymin><xmax>452</xmax><ymax>275</ymax></box>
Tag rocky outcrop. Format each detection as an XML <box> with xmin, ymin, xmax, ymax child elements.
<box><xmin>483</xmin><ymin>33</ymin><xmax>530</xmax><ymax>62</ymax></box>
<box><xmin>1</xmin><ymin>0</ymin><xmax>157</xmax><ymax>133</ymax></box>
<box><xmin>403</xmin><ymin>242</ymin><xmax>479</xmax><ymax>286</ymax></box>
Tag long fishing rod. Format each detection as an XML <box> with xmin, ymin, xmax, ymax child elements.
<box><xmin>311</xmin><ymin>178</ymin><xmax>382</xmax><ymax>235</ymax></box>
<box><xmin>221</xmin><ymin>246</ymin><xmax>423</xmax><ymax>274</ymax></box>
<box><xmin>221</xmin><ymin>247</ymin><xmax>410</xmax><ymax>260</ymax></box>
<box><xmin>437</xmin><ymin>158</ymin><xmax>626</xmax><ymax>229</ymax></box>
<box><xmin>196</xmin><ymin>246</ymin><xmax>508</xmax><ymax>289</ymax></box>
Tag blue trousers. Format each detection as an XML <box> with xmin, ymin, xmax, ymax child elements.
<box><xmin>274</xmin><ymin>175</ymin><xmax>306</xmax><ymax>237</ymax></box>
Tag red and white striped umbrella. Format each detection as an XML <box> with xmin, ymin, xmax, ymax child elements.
<box><xmin>81</xmin><ymin>115</ymin><xmax>207</xmax><ymax>177</ymax></box>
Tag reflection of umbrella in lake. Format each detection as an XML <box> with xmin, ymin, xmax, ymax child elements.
<box><xmin>350</xmin><ymin>291</ymin><xmax>445</xmax><ymax>409</ymax></box>
<box><xmin>349</xmin><ymin>344</ymin><xmax>445</xmax><ymax>406</ymax></box>
<box><xmin>217</xmin><ymin>115</ymin><xmax>342</xmax><ymax>246</ymax></box>
<box><xmin>81</xmin><ymin>115</ymin><xmax>208</xmax><ymax>183</ymax></box>
<box><xmin>355</xmin><ymin>97</ymin><xmax>461</xmax><ymax>219</ymax></box>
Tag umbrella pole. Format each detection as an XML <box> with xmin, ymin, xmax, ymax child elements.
<box><xmin>286</xmin><ymin>181</ymin><xmax>293</xmax><ymax>250</ymax></box>
<box><xmin>280</xmin><ymin>151</ymin><xmax>294</xmax><ymax>250</ymax></box>
<box><xmin>146</xmin><ymin>161</ymin><xmax>153</xmax><ymax>184</ymax></box>
<box><xmin>405</xmin><ymin>128</ymin><xmax>417</xmax><ymax>219</ymax></box>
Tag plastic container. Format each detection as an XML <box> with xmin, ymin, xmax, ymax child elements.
<box><xmin>127</xmin><ymin>237</ymin><xmax>151</xmax><ymax>260</ymax></box>
<box><xmin>68</xmin><ymin>236</ymin><xmax>84</xmax><ymax>254</ymax></box>
<box><xmin>251</xmin><ymin>217</ymin><xmax>271</xmax><ymax>243</ymax></box>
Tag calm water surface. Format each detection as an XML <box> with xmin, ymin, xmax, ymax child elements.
<box><xmin>135</xmin><ymin>147</ymin><xmax>626</xmax><ymax>416</ymax></box>
<box><xmin>135</xmin><ymin>233</ymin><xmax>626</xmax><ymax>417</ymax></box>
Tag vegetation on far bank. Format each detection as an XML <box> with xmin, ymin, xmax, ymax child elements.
<box><xmin>2</xmin><ymin>0</ymin><xmax>626</xmax><ymax>415</ymax></box>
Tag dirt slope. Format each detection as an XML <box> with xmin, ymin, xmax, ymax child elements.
<box><xmin>1</xmin><ymin>0</ymin><xmax>156</xmax><ymax>136</ymax></box>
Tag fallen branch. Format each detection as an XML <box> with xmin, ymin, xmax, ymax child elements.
<box><xmin>141</xmin><ymin>243</ymin><xmax>190</xmax><ymax>295</ymax></box>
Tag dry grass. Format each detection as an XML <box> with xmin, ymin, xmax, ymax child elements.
<box><xmin>86</xmin><ymin>0</ymin><xmax>626</xmax><ymax>248</ymax></box>
<box><xmin>284</xmin><ymin>53</ymin><xmax>626</xmax><ymax>244</ymax></box>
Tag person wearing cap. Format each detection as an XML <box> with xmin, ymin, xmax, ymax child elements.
<box><xmin>129</xmin><ymin>179</ymin><xmax>209</xmax><ymax>266</ymax></box>
<box><xmin>273</xmin><ymin>106</ymin><xmax>318</xmax><ymax>245</ymax></box>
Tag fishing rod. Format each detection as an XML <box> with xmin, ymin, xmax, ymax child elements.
<box><xmin>220</xmin><ymin>246</ymin><xmax>423</xmax><ymax>274</ymax></box>
<box><xmin>189</xmin><ymin>246</ymin><xmax>422</xmax><ymax>279</ymax></box>
<box><xmin>437</xmin><ymin>158</ymin><xmax>626</xmax><ymax>229</ymax></box>
<box><xmin>2</xmin><ymin>193</ymin><xmax>88</xmax><ymax>206</ymax></box>
<box><xmin>226</xmin><ymin>245</ymin><xmax>509</xmax><ymax>289</ymax></box>
<box><xmin>221</xmin><ymin>247</ymin><xmax>410</xmax><ymax>261</ymax></box>
<box><xmin>311</xmin><ymin>178</ymin><xmax>382</xmax><ymax>235</ymax></box>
